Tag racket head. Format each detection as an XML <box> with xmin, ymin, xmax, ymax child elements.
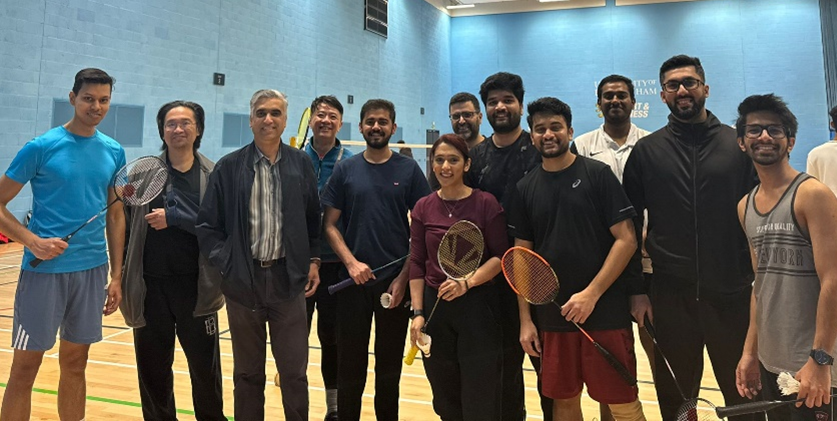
<box><xmin>675</xmin><ymin>398</ymin><xmax>720</xmax><ymax>421</ymax></box>
<box><xmin>291</xmin><ymin>107</ymin><xmax>311</xmax><ymax>148</ymax></box>
<box><xmin>437</xmin><ymin>220</ymin><xmax>484</xmax><ymax>281</ymax></box>
<box><xmin>113</xmin><ymin>156</ymin><xmax>167</xmax><ymax>206</ymax></box>
<box><xmin>501</xmin><ymin>246</ymin><xmax>559</xmax><ymax>305</ymax></box>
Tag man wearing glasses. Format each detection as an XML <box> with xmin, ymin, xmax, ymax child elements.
<box><xmin>623</xmin><ymin>55</ymin><xmax>759</xmax><ymax>420</ymax></box>
<box><xmin>429</xmin><ymin>92</ymin><xmax>486</xmax><ymax>190</ymax></box>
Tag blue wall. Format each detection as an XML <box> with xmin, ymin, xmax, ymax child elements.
<box><xmin>451</xmin><ymin>0</ymin><xmax>827</xmax><ymax>170</ymax></box>
<box><xmin>0</xmin><ymin>0</ymin><xmax>452</xmax><ymax>218</ymax></box>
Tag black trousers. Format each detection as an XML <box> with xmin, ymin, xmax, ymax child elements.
<box><xmin>761</xmin><ymin>363</ymin><xmax>835</xmax><ymax>421</ymax></box>
<box><xmin>134</xmin><ymin>275</ymin><xmax>225</xmax><ymax>421</ymax></box>
<box><xmin>336</xmin><ymin>277</ymin><xmax>409</xmax><ymax>421</ymax></box>
<box><xmin>649</xmin><ymin>280</ymin><xmax>763</xmax><ymax>421</ymax></box>
<box><xmin>306</xmin><ymin>261</ymin><xmax>341</xmax><ymax>390</ymax></box>
<box><xmin>422</xmin><ymin>284</ymin><xmax>502</xmax><ymax>421</ymax></box>
<box><xmin>226</xmin><ymin>261</ymin><xmax>309</xmax><ymax>421</ymax></box>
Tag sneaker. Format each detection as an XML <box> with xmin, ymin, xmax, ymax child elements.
<box><xmin>324</xmin><ymin>411</ymin><xmax>338</xmax><ymax>421</ymax></box>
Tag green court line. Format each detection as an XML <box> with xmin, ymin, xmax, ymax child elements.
<box><xmin>0</xmin><ymin>382</ymin><xmax>234</xmax><ymax>420</ymax></box>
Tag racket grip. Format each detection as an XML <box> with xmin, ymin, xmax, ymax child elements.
<box><xmin>594</xmin><ymin>342</ymin><xmax>637</xmax><ymax>386</ymax></box>
<box><xmin>643</xmin><ymin>315</ymin><xmax>657</xmax><ymax>338</ymax></box>
<box><xmin>328</xmin><ymin>276</ymin><xmax>356</xmax><ymax>295</ymax></box>
<box><xmin>715</xmin><ymin>400</ymin><xmax>789</xmax><ymax>418</ymax></box>
<box><xmin>404</xmin><ymin>345</ymin><xmax>419</xmax><ymax>365</ymax></box>
<box><xmin>29</xmin><ymin>258</ymin><xmax>44</xmax><ymax>268</ymax></box>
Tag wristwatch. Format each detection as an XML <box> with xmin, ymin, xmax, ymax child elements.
<box><xmin>410</xmin><ymin>309</ymin><xmax>424</xmax><ymax>320</ymax></box>
<box><xmin>810</xmin><ymin>349</ymin><xmax>834</xmax><ymax>365</ymax></box>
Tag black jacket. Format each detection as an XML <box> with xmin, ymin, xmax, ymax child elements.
<box><xmin>622</xmin><ymin>111</ymin><xmax>757</xmax><ymax>299</ymax></box>
<box><xmin>196</xmin><ymin>142</ymin><xmax>320</xmax><ymax>308</ymax></box>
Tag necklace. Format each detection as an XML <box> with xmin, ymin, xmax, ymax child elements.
<box><xmin>438</xmin><ymin>189</ymin><xmax>470</xmax><ymax>218</ymax></box>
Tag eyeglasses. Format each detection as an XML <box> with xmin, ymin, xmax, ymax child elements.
<box><xmin>164</xmin><ymin>121</ymin><xmax>195</xmax><ymax>131</ymax></box>
<box><xmin>449</xmin><ymin>111</ymin><xmax>478</xmax><ymax>121</ymax></box>
<box><xmin>662</xmin><ymin>78</ymin><xmax>704</xmax><ymax>93</ymax></box>
<box><xmin>743</xmin><ymin>124</ymin><xmax>787</xmax><ymax>139</ymax></box>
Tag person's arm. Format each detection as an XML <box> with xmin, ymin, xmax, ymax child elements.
<box><xmin>196</xmin><ymin>164</ymin><xmax>230</xmax><ymax>275</ymax></box>
<box><xmin>561</xmin><ymin>218</ymin><xmax>636</xmax><ymax>324</ymax></box>
<box><xmin>515</xmin><ymin>238</ymin><xmax>541</xmax><ymax>357</ymax></box>
<box><xmin>323</xmin><ymin>206</ymin><xmax>372</xmax><ymax>284</ymax></box>
<box><xmin>408</xmin><ymin>209</ymin><xmax>428</xmax><ymax>345</ymax></box>
<box><xmin>622</xmin><ymin>151</ymin><xmax>652</xmax><ymax>325</ymax></box>
<box><xmin>794</xmin><ymin>181</ymin><xmax>837</xmax><ymax>408</ymax></box>
<box><xmin>0</xmin><ymin>176</ymin><xmax>68</xmax><ymax>260</ymax></box>
<box><xmin>104</xmin><ymin>187</ymin><xmax>125</xmax><ymax>315</ymax></box>
<box><xmin>303</xmin><ymin>157</ymin><xmax>321</xmax><ymax>297</ymax></box>
<box><xmin>735</xmin><ymin>196</ymin><xmax>761</xmax><ymax>399</ymax></box>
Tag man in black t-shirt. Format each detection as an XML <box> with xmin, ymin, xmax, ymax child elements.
<box><xmin>508</xmin><ymin>97</ymin><xmax>644</xmax><ymax>420</ymax></box>
<box><xmin>464</xmin><ymin>72</ymin><xmax>545</xmax><ymax>421</ymax></box>
<box><xmin>321</xmin><ymin>99</ymin><xmax>431</xmax><ymax>421</ymax></box>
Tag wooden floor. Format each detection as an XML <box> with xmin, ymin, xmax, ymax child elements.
<box><xmin>0</xmin><ymin>242</ymin><xmax>726</xmax><ymax>420</ymax></box>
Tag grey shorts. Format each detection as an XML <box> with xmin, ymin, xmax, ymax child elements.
<box><xmin>12</xmin><ymin>264</ymin><xmax>108</xmax><ymax>351</ymax></box>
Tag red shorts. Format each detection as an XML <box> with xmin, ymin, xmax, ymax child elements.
<box><xmin>540</xmin><ymin>328</ymin><xmax>638</xmax><ymax>404</ymax></box>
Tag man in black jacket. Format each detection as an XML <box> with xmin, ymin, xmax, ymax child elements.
<box><xmin>622</xmin><ymin>55</ymin><xmax>759</xmax><ymax>421</ymax></box>
<box><xmin>196</xmin><ymin>89</ymin><xmax>321</xmax><ymax>421</ymax></box>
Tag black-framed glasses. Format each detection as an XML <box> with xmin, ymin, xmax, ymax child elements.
<box><xmin>662</xmin><ymin>78</ymin><xmax>704</xmax><ymax>93</ymax></box>
<box><xmin>164</xmin><ymin>121</ymin><xmax>196</xmax><ymax>131</ymax></box>
<box><xmin>743</xmin><ymin>124</ymin><xmax>787</xmax><ymax>139</ymax></box>
<box><xmin>449</xmin><ymin>111</ymin><xmax>478</xmax><ymax>121</ymax></box>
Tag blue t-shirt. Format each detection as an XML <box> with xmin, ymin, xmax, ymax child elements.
<box><xmin>321</xmin><ymin>151</ymin><xmax>430</xmax><ymax>275</ymax></box>
<box><xmin>305</xmin><ymin>140</ymin><xmax>353</xmax><ymax>263</ymax></box>
<box><xmin>6</xmin><ymin>126</ymin><xmax>126</xmax><ymax>273</ymax></box>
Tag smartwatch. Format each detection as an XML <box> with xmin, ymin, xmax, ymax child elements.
<box><xmin>810</xmin><ymin>349</ymin><xmax>834</xmax><ymax>366</ymax></box>
<box><xmin>410</xmin><ymin>309</ymin><xmax>424</xmax><ymax>320</ymax></box>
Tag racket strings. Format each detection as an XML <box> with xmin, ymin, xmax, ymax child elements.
<box><xmin>438</xmin><ymin>221</ymin><xmax>484</xmax><ymax>280</ymax></box>
<box><xmin>501</xmin><ymin>249</ymin><xmax>559</xmax><ymax>305</ymax></box>
<box><xmin>675</xmin><ymin>399</ymin><xmax>719</xmax><ymax>421</ymax></box>
<box><xmin>114</xmin><ymin>157</ymin><xmax>168</xmax><ymax>206</ymax></box>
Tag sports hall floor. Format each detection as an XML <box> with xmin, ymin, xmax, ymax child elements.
<box><xmin>0</xmin><ymin>242</ymin><xmax>725</xmax><ymax>420</ymax></box>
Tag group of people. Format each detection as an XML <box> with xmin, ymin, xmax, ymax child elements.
<box><xmin>0</xmin><ymin>53</ymin><xmax>836</xmax><ymax>421</ymax></box>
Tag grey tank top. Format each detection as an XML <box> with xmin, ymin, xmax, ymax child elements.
<box><xmin>744</xmin><ymin>173</ymin><xmax>836</xmax><ymax>383</ymax></box>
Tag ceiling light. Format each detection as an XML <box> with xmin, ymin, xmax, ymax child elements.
<box><xmin>446</xmin><ymin>3</ymin><xmax>475</xmax><ymax>8</ymax></box>
<box><xmin>538</xmin><ymin>0</ymin><xmax>570</xmax><ymax>2</ymax></box>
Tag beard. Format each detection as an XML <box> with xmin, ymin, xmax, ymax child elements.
<box><xmin>749</xmin><ymin>144</ymin><xmax>787</xmax><ymax>166</ymax></box>
<box><xmin>488</xmin><ymin>111</ymin><xmax>522</xmax><ymax>134</ymax></box>
<box><xmin>454</xmin><ymin>121</ymin><xmax>479</xmax><ymax>143</ymax></box>
<box><xmin>667</xmin><ymin>94</ymin><xmax>706</xmax><ymax>121</ymax></box>
<box><xmin>364</xmin><ymin>130</ymin><xmax>392</xmax><ymax>149</ymax></box>
<box><xmin>602</xmin><ymin>104</ymin><xmax>631</xmax><ymax>125</ymax></box>
<box><xmin>538</xmin><ymin>140</ymin><xmax>569</xmax><ymax>159</ymax></box>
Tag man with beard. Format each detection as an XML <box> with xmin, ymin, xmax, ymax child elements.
<box><xmin>509</xmin><ymin>97</ymin><xmax>645</xmax><ymax>421</ymax></box>
<box><xmin>466</xmin><ymin>72</ymin><xmax>547</xmax><ymax>420</ymax></box>
<box><xmin>321</xmin><ymin>99</ymin><xmax>431</xmax><ymax>421</ymax></box>
<box><xmin>735</xmin><ymin>94</ymin><xmax>837</xmax><ymax>421</ymax></box>
<box><xmin>429</xmin><ymin>92</ymin><xmax>487</xmax><ymax>190</ymax></box>
<box><xmin>303</xmin><ymin>95</ymin><xmax>352</xmax><ymax>421</ymax></box>
<box><xmin>622</xmin><ymin>55</ymin><xmax>759</xmax><ymax>420</ymax></box>
<box><xmin>572</xmin><ymin>74</ymin><xmax>653</xmax><ymax>421</ymax></box>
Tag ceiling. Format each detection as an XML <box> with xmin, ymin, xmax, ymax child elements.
<box><xmin>423</xmin><ymin>0</ymin><xmax>705</xmax><ymax>17</ymax></box>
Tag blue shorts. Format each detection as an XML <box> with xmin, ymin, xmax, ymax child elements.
<box><xmin>12</xmin><ymin>264</ymin><xmax>108</xmax><ymax>351</ymax></box>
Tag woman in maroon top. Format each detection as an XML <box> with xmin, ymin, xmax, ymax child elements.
<box><xmin>409</xmin><ymin>134</ymin><xmax>509</xmax><ymax>421</ymax></box>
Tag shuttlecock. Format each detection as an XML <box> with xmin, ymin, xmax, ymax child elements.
<box><xmin>777</xmin><ymin>372</ymin><xmax>799</xmax><ymax>395</ymax></box>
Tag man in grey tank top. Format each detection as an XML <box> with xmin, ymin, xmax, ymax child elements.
<box><xmin>735</xmin><ymin>94</ymin><xmax>837</xmax><ymax>420</ymax></box>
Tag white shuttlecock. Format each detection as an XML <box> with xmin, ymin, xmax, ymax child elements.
<box><xmin>417</xmin><ymin>333</ymin><xmax>432</xmax><ymax>358</ymax></box>
<box><xmin>777</xmin><ymin>372</ymin><xmax>800</xmax><ymax>395</ymax></box>
<box><xmin>380</xmin><ymin>293</ymin><xmax>393</xmax><ymax>309</ymax></box>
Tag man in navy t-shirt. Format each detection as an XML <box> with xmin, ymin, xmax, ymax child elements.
<box><xmin>321</xmin><ymin>99</ymin><xmax>431</xmax><ymax>421</ymax></box>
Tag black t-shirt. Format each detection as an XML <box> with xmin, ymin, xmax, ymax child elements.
<box><xmin>143</xmin><ymin>159</ymin><xmax>201</xmax><ymax>279</ymax></box>
<box><xmin>465</xmin><ymin>131</ymin><xmax>541</xmax><ymax>209</ymax></box>
<box><xmin>507</xmin><ymin>156</ymin><xmax>636</xmax><ymax>332</ymax></box>
<box><xmin>321</xmin><ymin>152</ymin><xmax>431</xmax><ymax>280</ymax></box>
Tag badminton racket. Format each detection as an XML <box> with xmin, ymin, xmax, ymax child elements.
<box><xmin>291</xmin><ymin>107</ymin><xmax>311</xmax><ymax>149</ymax></box>
<box><xmin>501</xmin><ymin>246</ymin><xmax>637</xmax><ymax>386</ymax></box>
<box><xmin>328</xmin><ymin>255</ymin><xmax>409</xmax><ymax>295</ymax></box>
<box><xmin>30</xmin><ymin>156</ymin><xmax>167</xmax><ymax>268</ymax></box>
<box><xmin>715</xmin><ymin>394</ymin><xmax>837</xmax><ymax>418</ymax></box>
<box><xmin>675</xmin><ymin>397</ymin><xmax>723</xmax><ymax>421</ymax></box>
<box><xmin>644</xmin><ymin>315</ymin><xmax>688</xmax><ymax>401</ymax></box>
<box><xmin>405</xmin><ymin>220</ymin><xmax>484</xmax><ymax>365</ymax></box>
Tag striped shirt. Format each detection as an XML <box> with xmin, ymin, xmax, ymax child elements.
<box><xmin>250</xmin><ymin>145</ymin><xmax>284</xmax><ymax>261</ymax></box>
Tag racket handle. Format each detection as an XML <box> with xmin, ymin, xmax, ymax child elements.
<box><xmin>404</xmin><ymin>345</ymin><xmax>419</xmax><ymax>365</ymax></box>
<box><xmin>28</xmin><ymin>233</ymin><xmax>74</xmax><ymax>269</ymax></box>
<box><xmin>328</xmin><ymin>276</ymin><xmax>355</xmax><ymax>295</ymax></box>
<box><xmin>643</xmin><ymin>315</ymin><xmax>656</xmax><ymax>338</ymax></box>
<box><xmin>593</xmin><ymin>342</ymin><xmax>637</xmax><ymax>386</ymax></box>
<box><xmin>29</xmin><ymin>258</ymin><xmax>44</xmax><ymax>268</ymax></box>
<box><xmin>715</xmin><ymin>400</ymin><xmax>792</xmax><ymax>418</ymax></box>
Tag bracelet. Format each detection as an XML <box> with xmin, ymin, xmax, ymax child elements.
<box><xmin>310</xmin><ymin>257</ymin><xmax>321</xmax><ymax>268</ymax></box>
<box><xmin>464</xmin><ymin>279</ymin><xmax>470</xmax><ymax>291</ymax></box>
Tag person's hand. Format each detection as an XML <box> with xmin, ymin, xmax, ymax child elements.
<box><xmin>438</xmin><ymin>279</ymin><xmax>467</xmax><ymax>302</ymax></box>
<box><xmin>410</xmin><ymin>316</ymin><xmax>426</xmax><ymax>347</ymax></box>
<box><xmin>795</xmin><ymin>358</ymin><xmax>832</xmax><ymax>408</ymax></box>
<box><xmin>347</xmin><ymin>260</ymin><xmax>373</xmax><ymax>285</ymax></box>
<box><xmin>387</xmin><ymin>273</ymin><xmax>408</xmax><ymax>308</ymax></box>
<box><xmin>735</xmin><ymin>353</ymin><xmax>762</xmax><ymax>399</ymax></box>
<box><xmin>305</xmin><ymin>263</ymin><xmax>320</xmax><ymax>298</ymax></box>
<box><xmin>104</xmin><ymin>280</ymin><xmax>122</xmax><ymax>316</ymax></box>
<box><xmin>520</xmin><ymin>318</ymin><xmax>541</xmax><ymax>357</ymax></box>
<box><xmin>29</xmin><ymin>237</ymin><xmax>68</xmax><ymax>261</ymax></box>
<box><xmin>145</xmin><ymin>208</ymin><xmax>168</xmax><ymax>230</ymax></box>
<box><xmin>630</xmin><ymin>294</ymin><xmax>653</xmax><ymax>327</ymax></box>
<box><xmin>561</xmin><ymin>290</ymin><xmax>598</xmax><ymax>324</ymax></box>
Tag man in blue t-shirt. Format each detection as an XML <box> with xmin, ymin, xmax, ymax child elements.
<box><xmin>321</xmin><ymin>99</ymin><xmax>431</xmax><ymax>421</ymax></box>
<box><xmin>0</xmin><ymin>68</ymin><xmax>127</xmax><ymax>421</ymax></box>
